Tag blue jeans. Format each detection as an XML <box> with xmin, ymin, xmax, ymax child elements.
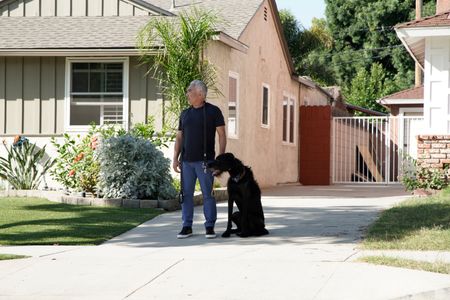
<box><xmin>181</xmin><ymin>161</ymin><xmax>216</xmax><ymax>228</ymax></box>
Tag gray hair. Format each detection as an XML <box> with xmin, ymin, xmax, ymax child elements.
<box><xmin>189</xmin><ymin>80</ymin><xmax>208</xmax><ymax>98</ymax></box>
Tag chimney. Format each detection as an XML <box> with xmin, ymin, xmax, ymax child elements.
<box><xmin>436</xmin><ymin>0</ymin><xmax>450</xmax><ymax>14</ymax></box>
<box><xmin>171</xmin><ymin>0</ymin><xmax>176</xmax><ymax>10</ymax></box>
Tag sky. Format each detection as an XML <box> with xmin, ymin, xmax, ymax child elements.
<box><xmin>275</xmin><ymin>0</ymin><xmax>326</xmax><ymax>29</ymax></box>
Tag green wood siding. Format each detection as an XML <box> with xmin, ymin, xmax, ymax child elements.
<box><xmin>23</xmin><ymin>57</ymin><xmax>40</xmax><ymax>134</ymax></box>
<box><xmin>1</xmin><ymin>0</ymin><xmax>152</xmax><ymax>16</ymax></box>
<box><xmin>0</xmin><ymin>57</ymin><xmax>5</xmax><ymax>133</ymax></box>
<box><xmin>5</xmin><ymin>57</ymin><xmax>22</xmax><ymax>134</ymax></box>
<box><xmin>41</xmin><ymin>57</ymin><xmax>56</xmax><ymax>134</ymax></box>
<box><xmin>0</xmin><ymin>56</ymin><xmax>162</xmax><ymax>135</ymax></box>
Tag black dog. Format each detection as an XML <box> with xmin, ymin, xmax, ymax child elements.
<box><xmin>208</xmin><ymin>153</ymin><xmax>269</xmax><ymax>238</ymax></box>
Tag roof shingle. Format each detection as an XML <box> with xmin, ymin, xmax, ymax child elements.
<box><xmin>0</xmin><ymin>16</ymin><xmax>156</xmax><ymax>49</ymax></box>
<box><xmin>396</xmin><ymin>11</ymin><xmax>450</xmax><ymax>28</ymax></box>
<box><xmin>380</xmin><ymin>85</ymin><xmax>424</xmax><ymax>100</ymax></box>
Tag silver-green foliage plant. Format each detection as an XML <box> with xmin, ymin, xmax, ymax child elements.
<box><xmin>0</xmin><ymin>136</ymin><xmax>55</xmax><ymax>190</ymax></box>
<box><xmin>137</xmin><ymin>7</ymin><xmax>221</xmax><ymax>129</ymax></box>
<box><xmin>98</xmin><ymin>135</ymin><xmax>176</xmax><ymax>200</ymax></box>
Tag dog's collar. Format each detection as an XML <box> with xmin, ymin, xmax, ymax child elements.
<box><xmin>231</xmin><ymin>169</ymin><xmax>245</xmax><ymax>183</ymax></box>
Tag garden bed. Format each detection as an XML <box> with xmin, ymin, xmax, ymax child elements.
<box><xmin>0</xmin><ymin>188</ymin><xmax>228</xmax><ymax>211</ymax></box>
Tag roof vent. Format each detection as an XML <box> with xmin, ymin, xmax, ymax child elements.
<box><xmin>264</xmin><ymin>6</ymin><xmax>268</xmax><ymax>21</ymax></box>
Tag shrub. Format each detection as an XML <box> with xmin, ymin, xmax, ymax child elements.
<box><xmin>97</xmin><ymin>134</ymin><xmax>176</xmax><ymax>200</ymax></box>
<box><xmin>399</xmin><ymin>155</ymin><xmax>449</xmax><ymax>191</ymax></box>
<box><xmin>0</xmin><ymin>136</ymin><xmax>55</xmax><ymax>190</ymax></box>
<box><xmin>51</xmin><ymin>131</ymin><xmax>99</xmax><ymax>193</ymax></box>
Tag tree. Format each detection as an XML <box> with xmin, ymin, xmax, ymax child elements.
<box><xmin>343</xmin><ymin>63</ymin><xmax>397</xmax><ymax>113</ymax></box>
<box><xmin>279</xmin><ymin>10</ymin><xmax>336</xmax><ymax>85</ymax></box>
<box><xmin>325</xmin><ymin>0</ymin><xmax>436</xmax><ymax>87</ymax></box>
<box><xmin>137</xmin><ymin>8</ymin><xmax>221</xmax><ymax>129</ymax></box>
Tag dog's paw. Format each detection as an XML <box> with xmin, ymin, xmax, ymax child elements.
<box><xmin>221</xmin><ymin>231</ymin><xmax>231</xmax><ymax>238</ymax></box>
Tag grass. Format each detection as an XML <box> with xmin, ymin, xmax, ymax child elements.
<box><xmin>358</xmin><ymin>256</ymin><xmax>450</xmax><ymax>275</ymax></box>
<box><xmin>0</xmin><ymin>197</ymin><xmax>163</xmax><ymax>245</ymax></box>
<box><xmin>361</xmin><ymin>187</ymin><xmax>450</xmax><ymax>250</ymax></box>
<box><xmin>0</xmin><ymin>254</ymin><xmax>30</xmax><ymax>261</ymax></box>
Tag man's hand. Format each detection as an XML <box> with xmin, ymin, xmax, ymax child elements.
<box><xmin>173</xmin><ymin>159</ymin><xmax>181</xmax><ymax>173</ymax></box>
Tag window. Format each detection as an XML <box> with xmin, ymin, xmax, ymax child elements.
<box><xmin>228</xmin><ymin>72</ymin><xmax>239</xmax><ymax>137</ymax></box>
<box><xmin>262</xmin><ymin>84</ymin><xmax>270</xmax><ymax>127</ymax></box>
<box><xmin>282</xmin><ymin>94</ymin><xmax>296</xmax><ymax>144</ymax></box>
<box><xmin>66</xmin><ymin>58</ymin><xmax>128</xmax><ymax>130</ymax></box>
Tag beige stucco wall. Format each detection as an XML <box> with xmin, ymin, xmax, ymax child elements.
<box><xmin>204</xmin><ymin>0</ymin><xmax>301</xmax><ymax>187</ymax></box>
<box><xmin>0</xmin><ymin>56</ymin><xmax>162</xmax><ymax>136</ymax></box>
<box><xmin>0</xmin><ymin>0</ymin><xmax>150</xmax><ymax>17</ymax></box>
<box><xmin>300</xmin><ymin>85</ymin><xmax>330</xmax><ymax>106</ymax></box>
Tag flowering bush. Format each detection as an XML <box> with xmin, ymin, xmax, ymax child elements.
<box><xmin>0</xmin><ymin>136</ymin><xmax>55</xmax><ymax>190</ymax></box>
<box><xmin>97</xmin><ymin>134</ymin><xmax>177</xmax><ymax>200</ymax></box>
<box><xmin>51</xmin><ymin>130</ymin><xmax>100</xmax><ymax>193</ymax></box>
<box><xmin>51</xmin><ymin>120</ymin><xmax>174</xmax><ymax>196</ymax></box>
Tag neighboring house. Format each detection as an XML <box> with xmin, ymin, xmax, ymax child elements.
<box><xmin>0</xmin><ymin>0</ymin><xmax>332</xmax><ymax>188</ymax></box>
<box><xmin>377</xmin><ymin>85</ymin><xmax>424</xmax><ymax>117</ymax></box>
<box><xmin>394</xmin><ymin>0</ymin><xmax>450</xmax><ymax>169</ymax></box>
<box><xmin>395</xmin><ymin>0</ymin><xmax>450</xmax><ymax>134</ymax></box>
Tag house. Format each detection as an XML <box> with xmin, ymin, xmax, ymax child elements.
<box><xmin>377</xmin><ymin>85</ymin><xmax>424</xmax><ymax>117</ymax></box>
<box><xmin>0</xmin><ymin>0</ymin><xmax>332</xmax><ymax>188</ymax></box>
<box><xmin>394</xmin><ymin>0</ymin><xmax>450</xmax><ymax>169</ymax></box>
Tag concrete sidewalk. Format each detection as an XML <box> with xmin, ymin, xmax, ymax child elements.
<box><xmin>1</xmin><ymin>185</ymin><xmax>449</xmax><ymax>300</ymax></box>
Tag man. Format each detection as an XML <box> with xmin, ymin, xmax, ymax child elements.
<box><xmin>173</xmin><ymin>80</ymin><xmax>227</xmax><ymax>239</ymax></box>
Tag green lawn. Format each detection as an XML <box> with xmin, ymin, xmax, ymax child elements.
<box><xmin>358</xmin><ymin>256</ymin><xmax>450</xmax><ymax>275</ymax></box>
<box><xmin>0</xmin><ymin>254</ymin><xmax>29</xmax><ymax>261</ymax></box>
<box><xmin>362</xmin><ymin>188</ymin><xmax>450</xmax><ymax>250</ymax></box>
<box><xmin>0</xmin><ymin>197</ymin><xmax>163</xmax><ymax>245</ymax></box>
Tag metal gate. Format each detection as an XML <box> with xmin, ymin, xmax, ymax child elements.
<box><xmin>332</xmin><ymin>116</ymin><xmax>424</xmax><ymax>184</ymax></box>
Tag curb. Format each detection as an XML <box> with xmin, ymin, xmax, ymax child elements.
<box><xmin>0</xmin><ymin>188</ymin><xmax>228</xmax><ymax>211</ymax></box>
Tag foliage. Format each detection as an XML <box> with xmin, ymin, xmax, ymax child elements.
<box><xmin>343</xmin><ymin>63</ymin><xmax>396</xmax><ymax>113</ymax></box>
<box><xmin>97</xmin><ymin>134</ymin><xmax>177</xmax><ymax>200</ymax></box>
<box><xmin>138</xmin><ymin>7</ymin><xmax>221</xmax><ymax>129</ymax></box>
<box><xmin>51</xmin><ymin>130</ymin><xmax>99</xmax><ymax>193</ymax></box>
<box><xmin>325</xmin><ymin>0</ymin><xmax>436</xmax><ymax>86</ymax></box>
<box><xmin>51</xmin><ymin>120</ymin><xmax>172</xmax><ymax>194</ymax></box>
<box><xmin>0</xmin><ymin>136</ymin><xmax>55</xmax><ymax>190</ymax></box>
<box><xmin>0</xmin><ymin>197</ymin><xmax>162</xmax><ymax>245</ymax></box>
<box><xmin>279</xmin><ymin>10</ymin><xmax>336</xmax><ymax>85</ymax></box>
<box><xmin>399</xmin><ymin>155</ymin><xmax>449</xmax><ymax>191</ymax></box>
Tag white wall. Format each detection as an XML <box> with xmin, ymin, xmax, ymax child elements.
<box><xmin>424</xmin><ymin>37</ymin><xmax>450</xmax><ymax>134</ymax></box>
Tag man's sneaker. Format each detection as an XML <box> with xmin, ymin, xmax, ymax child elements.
<box><xmin>177</xmin><ymin>227</ymin><xmax>193</xmax><ymax>239</ymax></box>
<box><xmin>205</xmin><ymin>227</ymin><xmax>216</xmax><ymax>239</ymax></box>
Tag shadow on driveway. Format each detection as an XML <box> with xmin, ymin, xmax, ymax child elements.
<box><xmin>105</xmin><ymin>185</ymin><xmax>411</xmax><ymax>248</ymax></box>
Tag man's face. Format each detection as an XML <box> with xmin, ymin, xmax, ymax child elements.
<box><xmin>186</xmin><ymin>85</ymin><xmax>204</xmax><ymax>106</ymax></box>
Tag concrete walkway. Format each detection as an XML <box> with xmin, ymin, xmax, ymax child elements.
<box><xmin>1</xmin><ymin>185</ymin><xmax>450</xmax><ymax>300</ymax></box>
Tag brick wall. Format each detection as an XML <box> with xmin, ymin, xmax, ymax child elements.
<box><xmin>417</xmin><ymin>135</ymin><xmax>450</xmax><ymax>169</ymax></box>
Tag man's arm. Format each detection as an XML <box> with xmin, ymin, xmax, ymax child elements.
<box><xmin>216</xmin><ymin>125</ymin><xmax>226</xmax><ymax>155</ymax></box>
<box><xmin>172</xmin><ymin>130</ymin><xmax>183</xmax><ymax>173</ymax></box>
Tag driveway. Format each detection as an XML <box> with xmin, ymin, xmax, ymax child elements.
<box><xmin>1</xmin><ymin>185</ymin><xmax>449</xmax><ymax>300</ymax></box>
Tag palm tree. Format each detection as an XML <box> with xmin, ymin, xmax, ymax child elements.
<box><xmin>138</xmin><ymin>7</ymin><xmax>221</xmax><ymax>129</ymax></box>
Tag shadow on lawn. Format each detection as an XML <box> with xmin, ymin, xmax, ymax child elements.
<box><xmin>0</xmin><ymin>202</ymin><xmax>161</xmax><ymax>245</ymax></box>
<box><xmin>365</xmin><ymin>200</ymin><xmax>450</xmax><ymax>242</ymax></box>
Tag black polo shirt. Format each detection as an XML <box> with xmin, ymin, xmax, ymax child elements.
<box><xmin>178</xmin><ymin>102</ymin><xmax>225</xmax><ymax>162</ymax></box>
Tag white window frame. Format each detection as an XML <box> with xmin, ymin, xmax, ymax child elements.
<box><xmin>261</xmin><ymin>83</ymin><xmax>270</xmax><ymax>128</ymax></box>
<box><xmin>228</xmin><ymin>71</ymin><xmax>240</xmax><ymax>139</ymax></box>
<box><xmin>65</xmin><ymin>57</ymin><xmax>129</xmax><ymax>132</ymax></box>
<box><xmin>282</xmin><ymin>92</ymin><xmax>296</xmax><ymax>145</ymax></box>
<box><xmin>399</xmin><ymin>107</ymin><xmax>424</xmax><ymax>116</ymax></box>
